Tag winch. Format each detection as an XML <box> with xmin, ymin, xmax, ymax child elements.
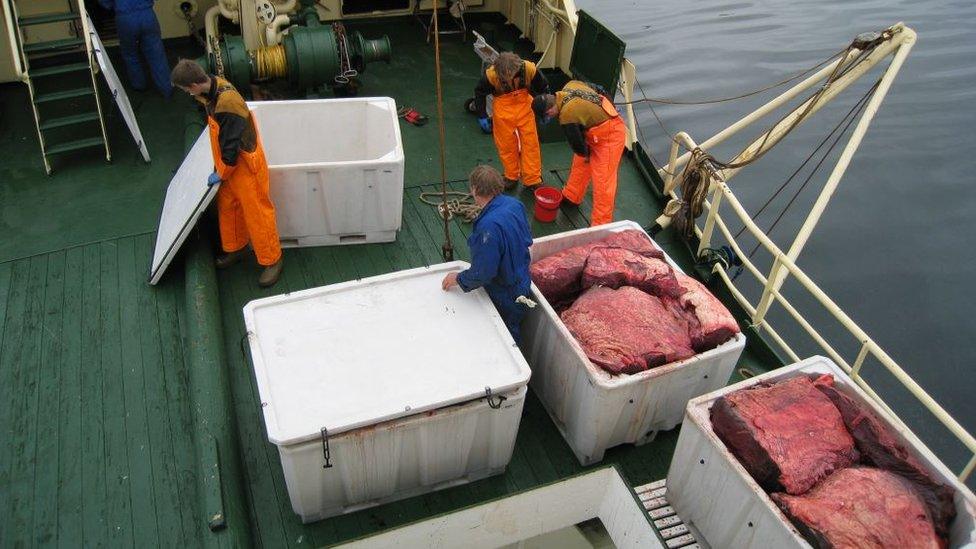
<box><xmin>205</xmin><ymin>0</ymin><xmax>391</xmax><ymax>94</ymax></box>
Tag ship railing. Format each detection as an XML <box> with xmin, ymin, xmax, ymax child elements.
<box><xmin>655</xmin><ymin>23</ymin><xmax>975</xmax><ymax>481</ymax></box>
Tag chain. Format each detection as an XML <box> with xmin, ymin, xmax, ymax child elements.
<box><xmin>209</xmin><ymin>34</ymin><xmax>225</xmax><ymax>77</ymax></box>
<box><xmin>332</xmin><ymin>22</ymin><xmax>358</xmax><ymax>85</ymax></box>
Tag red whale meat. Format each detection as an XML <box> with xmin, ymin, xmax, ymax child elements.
<box><xmin>666</xmin><ymin>273</ymin><xmax>740</xmax><ymax>352</ymax></box>
<box><xmin>560</xmin><ymin>286</ymin><xmax>695</xmax><ymax>375</ymax></box>
<box><xmin>580</xmin><ymin>247</ymin><xmax>683</xmax><ymax>299</ymax></box>
<box><xmin>710</xmin><ymin>375</ymin><xmax>859</xmax><ymax>494</ymax></box>
<box><xmin>772</xmin><ymin>466</ymin><xmax>941</xmax><ymax>549</ymax></box>
<box><xmin>530</xmin><ymin>229</ymin><xmax>662</xmax><ymax>307</ymax></box>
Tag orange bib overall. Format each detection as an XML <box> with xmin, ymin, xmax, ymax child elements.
<box><xmin>562</xmin><ymin>95</ymin><xmax>626</xmax><ymax>226</ymax></box>
<box><xmin>491</xmin><ymin>83</ymin><xmax>542</xmax><ymax>186</ymax></box>
<box><xmin>207</xmin><ymin>115</ymin><xmax>282</xmax><ymax>266</ymax></box>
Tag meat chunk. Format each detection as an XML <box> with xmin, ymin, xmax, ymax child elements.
<box><xmin>710</xmin><ymin>375</ymin><xmax>859</xmax><ymax>494</ymax></box>
<box><xmin>580</xmin><ymin>247</ymin><xmax>683</xmax><ymax>298</ymax></box>
<box><xmin>772</xmin><ymin>467</ymin><xmax>941</xmax><ymax>549</ymax></box>
<box><xmin>560</xmin><ymin>286</ymin><xmax>694</xmax><ymax>375</ymax></box>
<box><xmin>813</xmin><ymin>377</ymin><xmax>956</xmax><ymax>539</ymax></box>
<box><xmin>666</xmin><ymin>273</ymin><xmax>739</xmax><ymax>352</ymax></box>
<box><xmin>530</xmin><ymin>229</ymin><xmax>663</xmax><ymax>307</ymax></box>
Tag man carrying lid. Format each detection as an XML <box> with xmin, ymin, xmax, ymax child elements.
<box><xmin>171</xmin><ymin>59</ymin><xmax>283</xmax><ymax>287</ymax></box>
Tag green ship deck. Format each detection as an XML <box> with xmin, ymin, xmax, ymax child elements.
<box><xmin>0</xmin><ymin>16</ymin><xmax>778</xmax><ymax>547</ymax></box>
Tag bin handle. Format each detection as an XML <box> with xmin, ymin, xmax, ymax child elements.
<box><xmin>485</xmin><ymin>387</ymin><xmax>507</xmax><ymax>409</ymax></box>
<box><xmin>320</xmin><ymin>427</ymin><xmax>333</xmax><ymax>469</ymax></box>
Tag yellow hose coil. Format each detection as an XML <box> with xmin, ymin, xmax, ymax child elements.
<box><xmin>255</xmin><ymin>45</ymin><xmax>288</xmax><ymax>79</ymax></box>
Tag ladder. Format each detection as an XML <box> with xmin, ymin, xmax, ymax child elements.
<box><xmin>4</xmin><ymin>0</ymin><xmax>110</xmax><ymax>174</ymax></box>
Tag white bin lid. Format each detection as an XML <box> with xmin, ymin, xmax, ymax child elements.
<box><xmin>149</xmin><ymin>129</ymin><xmax>218</xmax><ymax>285</ymax></box>
<box><xmin>243</xmin><ymin>262</ymin><xmax>532</xmax><ymax>446</ymax></box>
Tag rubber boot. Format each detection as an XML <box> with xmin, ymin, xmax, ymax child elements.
<box><xmin>504</xmin><ymin>177</ymin><xmax>519</xmax><ymax>191</ymax></box>
<box><xmin>520</xmin><ymin>181</ymin><xmax>542</xmax><ymax>197</ymax></box>
<box><xmin>215</xmin><ymin>249</ymin><xmax>246</xmax><ymax>269</ymax></box>
<box><xmin>259</xmin><ymin>258</ymin><xmax>283</xmax><ymax>288</ymax></box>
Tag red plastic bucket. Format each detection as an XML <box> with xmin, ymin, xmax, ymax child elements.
<box><xmin>533</xmin><ymin>186</ymin><xmax>563</xmax><ymax>223</ymax></box>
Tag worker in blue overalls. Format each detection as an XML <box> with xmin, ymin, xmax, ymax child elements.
<box><xmin>441</xmin><ymin>165</ymin><xmax>534</xmax><ymax>342</ymax></box>
<box><xmin>99</xmin><ymin>0</ymin><xmax>172</xmax><ymax>97</ymax></box>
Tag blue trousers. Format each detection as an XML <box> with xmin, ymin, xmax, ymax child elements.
<box><xmin>116</xmin><ymin>8</ymin><xmax>172</xmax><ymax>97</ymax></box>
<box><xmin>487</xmin><ymin>286</ymin><xmax>528</xmax><ymax>343</ymax></box>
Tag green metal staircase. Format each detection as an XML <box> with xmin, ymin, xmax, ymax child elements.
<box><xmin>4</xmin><ymin>0</ymin><xmax>110</xmax><ymax>174</ymax></box>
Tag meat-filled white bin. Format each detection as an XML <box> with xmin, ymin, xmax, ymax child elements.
<box><xmin>243</xmin><ymin>262</ymin><xmax>530</xmax><ymax>523</ymax></box>
<box><xmin>248</xmin><ymin>97</ymin><xmax>404</xmax><ymax>248</ymax></box>
<box><xmin>521</xmin><ymin>220</ymin><xmax>746</xmax><ymax>465</ymax></box>
<box><xmin>666</xmin><ymin>355</ymin><xmax>976</xmax><ymax>548</ymax></box>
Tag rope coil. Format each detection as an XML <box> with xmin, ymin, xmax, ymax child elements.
<box><xmin>419</xmin><ymin>191</ymin><xmax>481</xmax><ymax>223</ymax></box>
<box><xmin>255</xmin><ymin>44</ymin><xmax>288</xmax><ymax>79</ymax></box>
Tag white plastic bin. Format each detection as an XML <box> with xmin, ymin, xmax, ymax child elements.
<box><xmin>243</xmin><ymin>262</ymin><xmax>530</xmax><ymax>523</ymax></box>
<box><xmin>521</xmin><ymin>220</ymin><xmax>746</xmax><ymax>465</ymax></box>
<box><xmin>249</xmin><ymin>97</ymin><xmax>404</xmax><ymax>247</ymax></box>
<box><xmin>666</xmin><ymin>356</ymin><xmax>976</xmax><ymax>548</ymax></box>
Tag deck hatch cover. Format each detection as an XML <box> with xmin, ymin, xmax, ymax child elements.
<box><xmin>149</xmin><ymin>129</ymin><xmax>218</xmax><ymax>285</ymax></box>
<box><xmin>87</xmin><ymin>16</ymin><xmax>150</xmax><ymax>162</ymax></box>
<box><xmin>568</xmin><ymin>10</ymin><xmax>626</xmax><ymax>99</ymax></box>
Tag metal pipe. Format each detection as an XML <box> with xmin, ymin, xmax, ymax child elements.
<box><xmin>264</xmin><ymin>14</ymin><xmax>291</xmax><ymax>45</ymax></box>
<box><xmin>218</xmin><ymin>0</ymin><xmax>239</xmax><ymax>23</ymax></box>
<box><xmin>205</xmin><ymin>5</ymin><xmax>222</xmax><ymax>52</ymax></box>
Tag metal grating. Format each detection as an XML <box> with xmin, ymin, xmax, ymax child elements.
<box><xmin>634</xmin><ymin>479</ymin><xmax>704</xmax><ymax>549</ymax></box>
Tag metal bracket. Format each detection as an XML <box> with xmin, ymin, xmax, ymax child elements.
<box><xmin>320</xmin><ymin>427</ymin><xmax>333</xmax><ymax>469</ymax></box>
<box><xmin>485</xmin><ymin>387</ymin><xmax>507</xmax><ymax>409</ymax></box>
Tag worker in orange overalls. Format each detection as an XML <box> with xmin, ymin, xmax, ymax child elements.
<box><xmin>474</xmin><ymin>52</ymin><xmax>549</xmax><ymax>191</ymax></box>
<box><xmin>532</xmin><ymin>81</ymin><xmax>627</xmax><ymax>226</ymax></box>
<box><xmin>170</xmin><ymin>59</ymin><xmax>283</xmax><ymax>287</ymax></box>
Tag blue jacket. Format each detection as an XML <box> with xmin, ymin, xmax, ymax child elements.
<box><xmin>99</xmin><ymin>0</ymin><xmax>154</xmax><ymax>14</ymax></box>
<box><xmin>457</xmin><ymin>194</ymin><xmax>533</xmax><ymax>321</ymax></box>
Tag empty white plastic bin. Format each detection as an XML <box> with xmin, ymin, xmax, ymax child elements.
<box><xmin>520</xmin><ymin>220</ymin><xmax>746</xmax><ymax>465</ymax></box>
<box><xmin>666</xmin><ymin>356</ymin><xmax>976</xmax><ymax>548</ymax></box>
<box><xmin>249</xmin><ymin>97</ymin><xmax>404</xmax><ymax>247</ymax></box>
<box><xmin>243</xmin><ymin>262</ymin><xmax>530</xmax><ymax>523</ymax></box>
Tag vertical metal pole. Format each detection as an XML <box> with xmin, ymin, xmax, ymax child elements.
<box><xmin>433</xmin><ymin>1</ymin><xmax>453</xmax><ymax>261</ymax></box>
<box><xmin>697</xmin><ymin>184</ymin><xmax>724</xmax><ymax>255</ymax></box>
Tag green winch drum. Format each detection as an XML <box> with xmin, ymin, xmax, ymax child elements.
<box><xmin>211</xmin><ymin>19</ymin><xmax>391</xmax><ymax>92</ymax></box>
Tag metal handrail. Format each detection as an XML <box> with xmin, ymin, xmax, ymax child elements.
<box><xmin>664</xmin><ymin>128</ymin><xmax>976</xmax><ymax>483</ymax></box>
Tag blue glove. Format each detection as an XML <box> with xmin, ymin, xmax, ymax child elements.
<box><xmin>207</xmin><ymin>172</ymin><xmax>221</xmax><ymax>187</ymax></box>
<box><xmin>478</xmin><ymin>117</ymin><xmax>492</xmax><ymax>134</ymax></box>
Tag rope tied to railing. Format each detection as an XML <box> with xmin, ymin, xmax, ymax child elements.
<box><xmin>665</xmin><ymin>148</ymin><xmax>716</xmax><ymax>239</ymax></box>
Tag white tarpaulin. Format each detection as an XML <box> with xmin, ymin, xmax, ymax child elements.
<box><xmin>87</xmin><ymin>15</ymin><xmax>150</xmax><ymax>162</ymax></box>
<box><xmin>148</xmin><ymin>129</ymin><xmax>218</xmax><ymax>285</ymax></box>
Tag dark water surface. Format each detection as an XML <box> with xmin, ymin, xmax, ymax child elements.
<box><xmin>576</xmin><ymin>0</ymin><xmax>976</xmax><ymax>473</ymax></box>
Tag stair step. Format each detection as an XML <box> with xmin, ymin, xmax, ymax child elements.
<box><xmin>19</xmin><ymin>12</ymin><xmax>79</xmax><ymax>26</ymax></box>
<box><xmin>45</xmin><ymin>137</ymin><xmax>105</xmax><ymax>156</ymax></box>
<box><xmin>35</xmin><ymin>87</ymin><xmax>94</xmax><ymax>103</ymax></box>
<box><xmin>40</xmin><ymin>112</ymin><xmax>100</xmax><ymax>131</ymax></box>
<box><xmin>31</xmin><ymin>62</ymin><xmax>90</xmax><ymax>78</ymax></box>
<box><xmin>23</xmin><ymin>37</ymin><xmax>85</xmax><ymax>54</ymax></box>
